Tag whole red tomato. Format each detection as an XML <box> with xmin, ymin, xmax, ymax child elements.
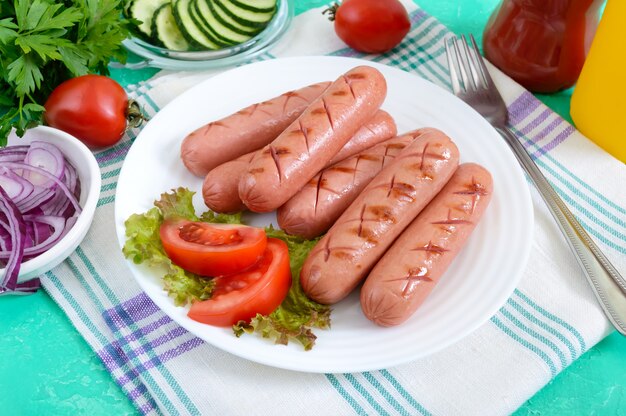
<box><xmin>326</xmin><ymin>0</ymin><xmax>411</xmax><ymax>54</ymax></box>
<box><xmin>44</xmin><ymin>75</ymin><xmax>143</xmax><ymax>148</ymax></box>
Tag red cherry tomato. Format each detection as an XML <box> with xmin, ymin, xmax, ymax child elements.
<box><xmin>328</xmin><ymin>0</ymin><xmax>411</xmax><ymax>54</ymax></box>
<box><xmin>187</xmin><ymin>238</ymin><xmax>292</xmax><ymax>327</ymax></box>
<box><xmin>44</xmin><ymin>75</ymin><xmax>141</xmax><ymax>148</ymax></box>
<box><xmin>159</xmin><ymin>220</ymin><xmax>267</xmax><ymax>277</ymax></box>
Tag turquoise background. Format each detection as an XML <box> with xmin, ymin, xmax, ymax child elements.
<box><xmin>1</xmin><ymin>1</ymin><xmax>624</xmax><ymax>415</ymax></box>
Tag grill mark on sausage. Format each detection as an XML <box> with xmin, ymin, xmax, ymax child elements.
<box><xmin>352</xmin><ymin>155</ymin><xmax>363</xmax><ymax>183</ymax></box>
<box><xmin>367</xmin><ymin>205</ymin><xmax>397</xmax><ymax>223</ymax></box>
<box><xmin>431</xmin><ymin>209</ymin><xmax>473</xmax><ymax>233</ymax></box>
<box><xmin>201</xmin><ymin>121</ymin><xmax>228</xmax><ymax>134</ymax></box>
<box><xmin>317</xmin><ymin>236</ymin><xmax>359</xmax><ymax>262</ymax></box>
<box><xmin>327</xmin><ymin>166</ymin><xmax>357</xmax><ymax>174</ymax></box>
<box><xmin>386</xmin><ymin>174</ymin><xmax>396</xmax><ymax>198</ymax></box>
<box><xmin>342</xmin><ymin>75</ymin><xmax>358</xmax><ymax>100</ymax></box>
<box><xmin>356</xmin><ymin>204</ymin><xmax>367</xmax><ymax>238</ymax></box>
<box><xmin>411</xmin><ymin>241</ymin><xmax>449</xmax><ymax>257</ymax></box>
<box><xmin>453</xmin><ymin>177</ymin><xmax>490</xmax><ymax>214</ymax></box>
<box><xmin>238</xmin><ymin>103</ymin><xmax>274</xmax><ymax>118</ymax></box>
<box><xmin>269</xmin><ymin>145</ymin><xmax>282</xmax><ymax>183</ymax></box>
<box><xmin>380</xmin><ymin>141</ymin><xmax>398</xmax><ymax>170</ymax></box>
<box><xmin>323</xmin><ymin>236</ymin><xmax>332</xmax><ymax>261</ymax></box>
<box><xmin>385</xmin><ymin>267</ymin><xmax>434</xmax><ymax>298</ymax></box>
<box><xmin>419</xmin><ymin>142</ymin><xmax>430</xmax><ymax>170</ymax></box>
<box><xmin>280</xmin><ymin>90</ymin><xmax>306</xmax><ymax>114</ymax></box>
<box><xmin>321</xmin><ymin>97</ymin><xmax>335</xmax><ymax>130</ymax></box>
<box><xmin>299</xmin><ymin>119</ymin><xmax>311</xmax><ymax>154</ymax></box>
<box><xmin>314</xmin><ymin>171</ymin><xmax>324</xmax><ymax>214</ymax></box>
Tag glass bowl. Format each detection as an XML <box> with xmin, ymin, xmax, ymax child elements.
<box><xmin>120</xmin><ymin>0</ymin><xmax>293</xmax><ymax>71</ymax></box>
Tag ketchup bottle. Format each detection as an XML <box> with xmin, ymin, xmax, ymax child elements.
<box><xmin>482</xmin><ymin>0</ymin><xmax>605</xmax><ymax>93</ymax></box>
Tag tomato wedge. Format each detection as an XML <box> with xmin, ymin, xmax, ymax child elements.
<box><xmin>188</xmin><ymin>238</ymin><xmax>292</xmax><ymax>327</ymax></box>
<box><xmin>160</xmin><ymin>220</ymin><xmax>267</xmax><ymax>276</ymax></box>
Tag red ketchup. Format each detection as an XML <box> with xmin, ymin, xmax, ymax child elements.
<box><xmin>482</xmin><ymin>0</ymin><xmax>604</xmax><ymax>93</ymax></box>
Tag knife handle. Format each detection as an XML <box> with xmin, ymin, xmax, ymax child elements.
<box><xmin>497</xmin><ymin>126</ymin><xmax>626</xmax><ymax>335</ymax></box>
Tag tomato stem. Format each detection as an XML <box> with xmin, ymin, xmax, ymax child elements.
<box><xmin>322</xmin><ymin>3</ymin><xmax>339</xmax><ymax>21</ymax></box>
<box><xmin>126</xmin><ymin>99</ymin><xmax>148</xmax><ymax>129</ymax></box>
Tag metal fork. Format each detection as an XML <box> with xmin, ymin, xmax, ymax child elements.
<box><xmin>445</xmin><ymin>35</ymin><xmax>626</xmax><ymax>335</ymax></box>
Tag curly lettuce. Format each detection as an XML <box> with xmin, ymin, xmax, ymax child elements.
<box><xmin>234</xmin><ymin>227</ymin><xmax>331</xmax><ymax>351</ymax></box>
<box><xmin>123</xmin><ymin>188</ymin><xmax>214</xmax><ymax>306</ymax></box>
<box><xmin>122</xmin><ymin>187</ymin><xmax>331</xmax><ymax>350</ymax></box>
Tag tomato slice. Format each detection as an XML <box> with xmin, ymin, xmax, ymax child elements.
<box><xmin>160</xmin><ymin>220</ymin><xmax>267</xmax><ymax>276</ymax></box>
<box><xmin>188</xmin><ymin>238</ymin><xmax>292</xmax><ymax>327</ymax></box>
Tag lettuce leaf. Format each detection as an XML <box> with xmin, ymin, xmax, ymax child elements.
<box><xmin>233</xmin><ymin>226</ymin><xmax>331</xmax><ymax>351</ymax></box>
<box><xmin>122</xmin><ymin>187</ymin><xmax>331</xmax><ymax>350</ymax></box>
<box><xmin>122</xmin><ymin>188</ymin><xmax>213</xmax><ymax>306</ymax></box>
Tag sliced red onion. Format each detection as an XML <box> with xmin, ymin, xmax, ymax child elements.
<box><xmin>0</xmin><ymin>216</ymin><xmax>66</xmax><ymax>260</ymax></box>
<box><xmin>0</xmin><ymin>162</ymin><xmax>81</xmax><ymax>214</ymax></box>
<box><xmin>23</xmin><ymin>141</ymin><xmax>65</xmax><ymax>188</ymax></box>
<box><xmin>31</xmin><ymin>218</ymin><xmax>52</xmax><ymax>246</ymax></box>
<box><xmin>0</xmin><ymin>277</ymin><xmax>40</xmax><ymax>295</ymax></box>
<box><xmin>0</xmin><ymin>147</ymin><xmax>29</xmax><ymax>163</ymax></box>
<box><xmin>17</xmin><ymin>186</ymin><xmax>55</xmax><ymax>213</ymax></box>
<box><xmin>0</xmin><ymin>187</ymin><xmax>26</xmax><ymax>291</ymax></box>
<box><xmin>0</xmin><ymin>168</ymin><xmax>34</xmax><ymax>203</ymax></box>
<box><xmin>0</xmin><ymin>141</ymin><xmax>82</xmax><ymax>294</ymax></box>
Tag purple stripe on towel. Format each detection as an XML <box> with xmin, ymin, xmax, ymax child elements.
<box><xmin>519</xmin><ymin>108</ymin><xmax>553</xmax><ymax>136</ymax></box>
<box><xmin>139</xmin><ymin>401</ymin><xmax>156</xmax><ymax>415</ymax></box>
<box><xmin>507</xmin><ymin>92</ymin><xmax>541</xmax><ymax>125</ymax></box>
<box><xmin>103</xmin><ymin>292</ymin><xmax>161</xmax><ymax>331</ymax></box>
<box><xmin>532</xmin><ymin>124</ymin><xmax>576</xmax><ymax>159</ymax></box>
<box><xmin>95</xmin><ymin>140</ymin><xmax>133</xmax><ymax>164</ymax></box>
<box><xmin>120</xmin><ymin>315</ymin><xmax>173</xmax><ymax>345</ymax></box>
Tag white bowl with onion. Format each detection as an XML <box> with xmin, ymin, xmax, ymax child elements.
<box><xmin>0</xmin><ymin>125</ymin><xmax>100</xmax><ymax>291</ymax></box>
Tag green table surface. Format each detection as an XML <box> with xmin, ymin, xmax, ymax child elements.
<box><xmin>1</xmin><ymin>1</ymin><xmax>624</xmax><ymax>415</ymax></box>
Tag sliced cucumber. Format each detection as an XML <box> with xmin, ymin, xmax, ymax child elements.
<box><xmin>215</xmin><ymin>0</ymin><xmax>276</xmax><ymax>28</ymax></box>
<box><xmin>229</xmin><ymin>0</ymin><xmax>277</xmax><ymax>13</ymax></box>
<box><xmin>195</xmin><ymin>0</ymin><xmax>255</xmax><ymax>44</ymax></box>
<box><xmin>130</xmin><ymin>0</ymin><xmax>170</xmax><ymax>38</ymax></box>
<box><xmin>189</xmin><ymin>0</ymin><xmax>234</xmax><ymax>47</ymax></box>
<box><xmin>204</xmin><ymin>0</ymin><xmax>261</xmax><ymax>37</ymax></box>
<box><xmin>172</xmin><ymin>0</ymin><xmax>221</xmax><ymax>49</ymax></box>
<box><xmin>152</xmin><ymin>3</ymin><xmax>190</xmax><ymax>51</ymax></box>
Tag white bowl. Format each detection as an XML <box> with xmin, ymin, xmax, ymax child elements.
<box><xmin>2</xmin><ymin>125</ymin><xmax>101</xmax><ymax>283</ymax></box>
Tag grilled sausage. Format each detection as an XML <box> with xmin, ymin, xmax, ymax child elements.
<box><xmin>202</xmin><ymin>110</ymin><xmax>396</xmax><ymax>213</ymax></box>
<box><xmin>181</xmin><ymin>81</ymin><xmax>331</xmax><ymax>177</ymax></box>
<box><xmin>202</xmin><ymin>152</ymin><xmax>255</xmax><ymax>213</ymax></box>
<box><xmin>239</xmin><ymin>66</ymin><xmax>387</xmax><ymax>213</ymax></box>
<box><xmin>360</xmin><ymin>163</ymin><xmax>493</xmax><ymax>326</ymax></box>
<box><xmin>327</xmin><ymin>109</ymin><xmax>396</xmax><ymax>165</ymax></box>
<box><xmin>300</xmin><ymin>128</ymin><xmax>460</xmax><ymax>304</ymax></box>
<box><xmin>277</xmin><ymin>131</ymin><xmax>422</xmax><ymax>239</ymax></box>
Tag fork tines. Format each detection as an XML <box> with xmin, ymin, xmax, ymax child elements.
<box><xmin>445</xmin><ymin>35</ymin><xmax>494</xmax><ymax>93</ymax></box>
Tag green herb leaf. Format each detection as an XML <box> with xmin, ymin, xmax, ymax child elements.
<box><xmin>0</xmin><ymin>0</ymin><xmax>131</xmax><ymax>144</ymax></box>
<box><xmin>7</xmin><ymin>55</ymin><xmax>43</xmax><ymax>96</ymax></box>
<box><xmin>0</xmin><ymin>18</ymin><xmax>18</xmax><ymax>44</ymax></box>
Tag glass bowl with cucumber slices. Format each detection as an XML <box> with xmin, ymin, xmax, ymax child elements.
<box><xmin>122</xmin><ymin>0</ymin><xmax>292</xmax><ymax>70</ymax></box>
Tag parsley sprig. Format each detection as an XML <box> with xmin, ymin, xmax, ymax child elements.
<box><xmin>0</xmin><ymin>0</ymin><xmax>133</xmax><ymax>145</ymax></box>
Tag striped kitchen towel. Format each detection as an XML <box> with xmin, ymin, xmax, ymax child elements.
<box><xmin>41</xmin><ymin>1</ymin><xmax>625</xmax><ymax>415</ymax></box>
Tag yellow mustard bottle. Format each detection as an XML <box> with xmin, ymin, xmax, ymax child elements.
<box><xmin>571</xmin><ymin>0</ymin><xmax>626</xmax><ymax>163</ymax></box>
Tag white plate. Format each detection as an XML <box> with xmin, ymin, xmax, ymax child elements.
<box><xmin>115</xmin><ymin>56</ymin><xmax>533</xmax><ymax>373</ymax></box>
